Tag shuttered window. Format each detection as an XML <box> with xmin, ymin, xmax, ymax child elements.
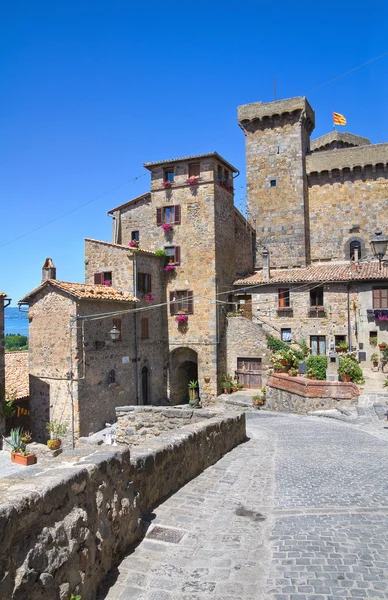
<box><xmin>113</xmin><ymin>318</ymin><xmax>122</xmax><ymax>341</ymax></box>
<box><xmin>138</xmin><ymin>273</ymin><xmax>152</xmax><ymax>293</ymax></box>
<box><xmin>94</xmin><ymin>272</ymin><xmax>112</xmax><ymax>286</ymax></box>
<box><xmin>278</xmin><ymin>288</ymin><xmax>290</xmax><ymax>308</ymax></box>
<box><xmin>165</xmin><ymin>246</ymin><xmax>181</xmax><ymax>265</ymax></box>
<box><xmin>141</xmin><ymin>317</ymin><xmax>149</xmax><ymax>339</ymax></box>
<box><xmin>156</xmin><ymin>205</ymin><xmax>181</xmax><ymax>225</ymax></box>
<box><xmin>169</xmin><ymin>290</ymin><xmax>194</xmax><ymax>315</ymax></box>
<box><xmin>373</xmin><ymin>288</ymin><xmax>388</xmax><ymax>309</ymax></box>
<box><xmin>189</xmin><ymin>163</ymin><xmax>200</xmax><ymax>177</ymax></box>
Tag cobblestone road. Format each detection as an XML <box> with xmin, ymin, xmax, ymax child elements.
<box><xmin>97</xmin><ymin>413</ymin><xmax>388</xmax><ymax>600</ymax></box>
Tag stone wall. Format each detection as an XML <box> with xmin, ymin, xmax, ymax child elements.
<box><xmin>115</xmin><ymin>405</ymin><xmax>218</xmax><ymax>445</ymax></box>
<box><xmin>267</xmin><ymin>373</ymin><xmax>359</xmax><ymax>413</ymax></box>
<box><xmin>0</xmin><ymin>410</ymin><xmax>246</xmax><ymax>600</ymax></box>
<box><xmin>308</xmin><ymin>168</ymin><xmax>388</xmax><ymax>262</ymax></box>
<box><xmin>234</xmin><ymin>208</ymin><xmax>255</xmax><ymax>275</ymax></box>
<box><xmin>226</xmin><ymin>315</ymin><xmax>271</xmax><ymax>386</ymax></box>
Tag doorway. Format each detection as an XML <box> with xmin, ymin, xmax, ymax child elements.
<box><xmin>169</xmin><ymin>347</ymin><xmax>198</xmax><ymax>405</ymax></box>
<box><xmin>236</xmin><ymin>357</ymin><xmax>262</xmax><ymax>388</ymax></box>
<box><xmin>141</xmin><ymin>366</ymin><xmax>149</xmax><ymax>405</ymax></box>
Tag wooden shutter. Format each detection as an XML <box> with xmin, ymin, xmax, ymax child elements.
<box><xmin>382</xmin><ymin>289</ymin><xmax>388</xmax><ymax>309</ymax></box>
<box><xmin>189</xmin><ymin>163</ymin><xmax>200</xmax><ymax>177</ymax></box>
<box><xmin>174</xmin><ymin>205</ymin><xmax>181</xmax><ymax>224</ymax></box>
<box><xmin>278</xmin><ymin>288</ymin><xmax>289</xmax><ymax>307</ymax></box>
<box><xmin>94</xmin><ymin>273</ymin><xmax>104</xmax><ymax>285</ymax></box>
<box><xmin>113</xmin><ymin>318</ymin><xmax>122</xmax><ymax>341</ymax></box>
<box><xmin>141</xmin><ymin>317</ymin><xmax>149</xmax><ymax>339</ymax></box>
<box><xmin>174</xmin><ymin>246</ymin><xmax>181</xmax><ymax>265</ymax></box>
<box><xmin>170</xmin><ymin>291</ymin><xmax>177</xmax><ymax>315</ymax></box>
<box><xmin>156</xmin><ymin>207</ymin><xmax>163</xmax><ymax>226</ymax></box>
<box><xmin>373</xmin><ymin>289</ymin><xmax>380</xmax><ymax>309</ymax></box>
<box><xmin>187</xmin><ymin>290</ymin><xmax>194</xmax><ymax>314</ymax></box>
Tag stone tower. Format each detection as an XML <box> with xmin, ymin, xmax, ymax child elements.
<box><xmin>238</xmin><ymin>97</ymin><xmax>315</xmax><ymax>269</ymax></box>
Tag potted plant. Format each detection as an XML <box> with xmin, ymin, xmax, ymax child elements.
<box><xmin>175</xmin><ymin>314</ymin><xmax>188</xmax><ymax>324</ymax></box>
<box><xmin>2</xmin><ymin>428</ymin><xmax>37</xmax><ymax>466</ymax></box>
<box><xmin>288</xmin><ymin>367</ymin><xmax>298</xmax><ymax>377</ymax></box>
<box><xmin>252</xmin><ymin>394</ymin><xmax>266</xmax><ymax>408</ymax></box>
<box><xmin>306</xmin><ymin>368</ymin><xmax>317</xmax><ymax>380</ymax></box>
<box><xmin>273</xmin><ymin>361</ymin><xmax>283</xmax><ymax>373</ymax></box>
<box><xmin>371</xmin><ymin>352</ymin><xmax>379</xmax><ymax>368</ymax></box>
<box><xmin>161</xmin><ymin>223</ymin><xmax>173</xmax><ymax>232</ymax></box>
<box><xmin>338</xmin><ymin>356</ymin><xmax>364</xmax><ymax>384</ymax></box>
<box><xmin>237</xmin><ymin>383</ymin><xmax>244</xmax><ymax>390</ymax></box>
<box><xmin>129</xmin><ymin>240</ymin><xmax>139</xmax><ymax>248</ymax></box>
<box><xmin>188</xmin><ymin>380</ymin><xmax>200</xmax><ymax>407</ymax></box>
<box><xmin>335</xmin><ymin>341</ymin><xmax>348</xmax><ymax>353</ymax></box>
<box><xmin>20</xmin><ymin>430</ymin><xmax>32</xmax><ymax>444</ymax></box>
<box><xmin>221</xmin><ymin>381</ymin><xmax>233</xmax><ymax>394</ymax></box>
<box><xmin>370</xmin><ymin>336</ymin><xmax>378</xmax><ymax>347</ymax></box>
<box><xmin>379</xmin><ymin>341</ymin><xmax>387</xmax><ymax>350</ymax></box>
<box><xmin>46</xmin><ymin>421</ymin><xmax>67</xmax><ymax>450</ymax></box>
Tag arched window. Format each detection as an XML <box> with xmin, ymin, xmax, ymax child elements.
<box><xmin>350</xmin><ymin>240</ymin><xmax>362</xmax><ymax>261</ymax></box>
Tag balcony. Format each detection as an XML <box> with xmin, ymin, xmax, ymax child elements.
<box><xmin>308</xmin><ymin>306</ymin><xmax>326</xmax><ymax>318</ymax></box>
<box><xmin>277</xmin><ymin>306</ymin><xmax>293</xmax><ymax>317</ymax></box>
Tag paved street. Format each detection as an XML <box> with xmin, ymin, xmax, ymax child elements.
<box><xmin>97</xmin><ymin>412</ymin><xmax>388</xmax><ymax>600</ymax></box>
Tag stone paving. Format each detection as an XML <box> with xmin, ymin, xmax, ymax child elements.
<box><xmin>96</xmin><ymin>411</ymin><xmax>388</xmax><ymax>600</ymax></box>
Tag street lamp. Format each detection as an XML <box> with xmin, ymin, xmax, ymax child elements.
<box><xmin>370</xmin><ymin>231</ymin><xmax>388</xmax><ymax>270</ymax></box>
<box><xmin>109</xmin><ymin>325</ymin><xmax>121</xmax><ymax>341</ymax></box>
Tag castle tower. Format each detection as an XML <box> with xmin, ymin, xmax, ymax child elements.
<box><xmin>238</xmin><ymin>97</ymin><xmax>315</xmax><ymax>269</ymax></box>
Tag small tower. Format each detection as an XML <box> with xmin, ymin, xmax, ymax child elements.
<box><xmin>42</xmin><ymin>258</ymin><xmax>56</xmax><ymax>282</ymax></box>
<box><xmin>238</xmin><ymin>97</ymin><xmax>315</xmax><ymax>270</ymax></box>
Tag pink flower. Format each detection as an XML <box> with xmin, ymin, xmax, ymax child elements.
<box><xmin>161</xmin><ymin>223</ymin><xmax>173</xmax><ymax>231</ymax></box>
<box><xmin>175</xmin><ymin>314</ymin><xmax>188</xmax><ymax>323</ymax></box>
<box><xmin>164</xmin><ymin>265</ymin><xmax>175</xmax><ymax>272</ymax></box>
<box><xmin>187</xmin><ymin>177</ymin><xmax>199</xmax><ymax>185</ymax></box>
<box><xmin>162</xmin><ymin>181</ymin><xmax>172</xmax><ymax>188</ymax></box>
<box><xmin>103</xmin><ymin>280</ymin><xmax>112</xmax><ymax>286</ymax></box>
<box><xmin>144</xmin><ymin>294</ymin><xmax>155</xmax><ymax>302</ymax></box>
<box><xmin>129</xmin><ymin>240</ymin><xmax>139</xmax><ymax>247</ymax></box>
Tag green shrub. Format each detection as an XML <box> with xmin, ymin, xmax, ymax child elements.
<box><xmin>266</xmin><ymin>335</ymin><xmax>304</xmax><ymax>361</ymax></box>
<box><xmin>305</xmin><ymin>355</ymin><xmax>328</xmax><ymax>380</ymax></box>
<box><xmin>338</xmin><ymin>356</ymin><xmax>364</xmax><ymax>384</ymax></box>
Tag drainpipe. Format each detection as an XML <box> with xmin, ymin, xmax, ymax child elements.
<box><xmin>347</xmin><ymin>282</ymin><xmax>352</xmax><ymax>351</ymax></box>
<box><xmin>133</xmin><ymin>254</ymin><xmax>140</xmax><ymax>404</ymax></box>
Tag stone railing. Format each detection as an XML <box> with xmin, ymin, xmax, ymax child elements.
<box><xmin>267</xmin><ymin>373</ymin><xmax>359</xmax><ymax>413</ymax></box>
<box><xmin>0</xmin><ymin>410</ymin><xmax>245</xmax><ymax>600</ymax></box>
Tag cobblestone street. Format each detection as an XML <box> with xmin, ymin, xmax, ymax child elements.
<box><xmin>97</xmin><ymin>412</ymin><xmax>388</xmax><ymax>600</ymax></box>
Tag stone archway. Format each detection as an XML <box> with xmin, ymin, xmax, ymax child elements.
<box><xmin>169</xmin><ymin>347</ymin><xmax>198</xmax><ymax>405</ymax></box>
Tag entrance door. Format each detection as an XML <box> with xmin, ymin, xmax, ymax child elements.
<box><xmin>141</xmin><ymin>366</ymin><xmax>149</xmax><ymax>405</ymax></box>
<box><xmin>310</xmin><ymin>336</ymin><xmax>326</xmax><ymax>356</ymax></box>
<box><xmin>236</xmin><ymin>357</ymin><xmax>262</xmax><ymax>388</ymax></box>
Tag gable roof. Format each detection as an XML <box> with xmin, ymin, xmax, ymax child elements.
<box><xmin>5</xmin><ymin>351</ymin><xmax>29</xmax><ymax>400</ymax></box>
<box><xmin>143</xmin><ymin>151</ymin><xmax>238</xmax><ymax>173</ymax></box>
<box><xmin>234</xmin><ymin>261</ymin><xmax>388</xmax><ymax>286</ymax></box>
<box><xmin>85</xmin><ymin>238</ymin><xmax>157</xmax><ymax>256</ymax></box>
<box><xmin>107</xmin><ymin>192</ymin><xmax>151</xmax><ymax>215</ymax></box>
<box><xmin>19</xmin><ymin>280</ymin><xmax>138</xmax><ymax>304</ymax></box>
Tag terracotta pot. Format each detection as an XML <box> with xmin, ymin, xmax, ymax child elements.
<box><xmin>341</xmin><ymin>374</ymin><xmax>351</xmax><ymax>382</ymax></box>
<box><xmin>373</xmin><ymin>361</ymin><xmax>378</xmax><ymax>367</ymax></box>
<box><xmin>47</xmin><ymin>438</ymin><xmax>62</xmax><ymax>450</ymax></box>
<box><xmin>379</xmin><ymin>344</ymin><xmax>387</xmax><ymax>350</ymax></box>
<box><xmin>309</xmin><ymin>375</ymin><xmax>317</xmax><ymax>380</ymax></box>
<box><xmin>11</xmin><ymin>452</ymin><xmax>37</xmax><ymax>466</ymax></box>
<box><xmin>280</xmin><ymin>360</ymin><xmax>291</xmax><ymax>367</ymax></box>
<box><xmin>204</xmin><ymin>376</ymin><xmax>210</xmax><ymax>383</ymax></box>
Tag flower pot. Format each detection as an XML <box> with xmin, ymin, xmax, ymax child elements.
<box><xmin>379</xmin><ymin>343</ymin><xmax>387</xmax><ymax>350</ymax></box>
<box><xmin>373</xmin><ymin>361</ymin><xmax>379</xmax><ymax>367</ymax></box>
<box><xmin>309</xmin><ymin>375</ymin><xmax>317</xmax><ymax>380</ymax></box>
<box><xmin>11</xmin><ymin>452</ymin><xmax>37</xmax><ymax>466</ymax></box>
<box><xmin>204</xmin><ymin>376</ymin><xmax>210</xmax><ymax>383</ymax></box>
<box><xmin>341</xmin><ymin>374</ymin><xmax>351</xmax><ymax>382</ymax></box>
<box><xmin>47</xmin><ymin>438</ymin><xmax>62</xmax><ymax>450</ymax></box>
<box><xmin>223</xmin><ymin>388</ymin><xmax>231</xmax><ymax>394</ymax></box>
<box><xmin>279</xmin><ymin>360</ymin><xmax>291</xmax><ymax>367</ymax></box>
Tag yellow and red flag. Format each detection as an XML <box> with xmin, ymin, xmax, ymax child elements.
<box><xmin>333</xmin><ymin>112</ymin><xmax>347</xmax><ymax>126</ymax></box>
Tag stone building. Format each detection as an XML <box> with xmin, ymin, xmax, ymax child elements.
<box><xmin>107</xmin><ymin>152</ymin><xmax>254</xmax><ymax>403</ymax></box>
<box><xmin>0</xmin><ymin>292</ymin><xmax>11</xmax><ymax>438</ymax></box>
<box><xmin>19</xmin><ymin>254</ymin><xmax>168</xmax><ymax>442</ymax></box>
<box><xmin>230</xmin><ymin>96</ymin><xmax>388</xmax><ymax>382</ymax></box>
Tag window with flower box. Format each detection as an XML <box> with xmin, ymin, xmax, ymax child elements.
<box><xmin>188</xmin><ymin>163</ymin><xmax>200</xmax><ymax>178</ymax></box>
<box><xmin>165</xmin><ymin>246</ymin><xmax>181</xmax><ymax>266</ymax></box>
<box><xmin>163</xmin><ymin>167</ymin><xmax>174</xmax><ymax>182</ymax></box>
<box><xmin>94</xmin><ymin>272</ymin><xmax>112</xmax><ymax>286</ymax></box>
<box><xmin>170</xmin><ymin>290</ymin><xmax>194</xmax><ymax>315</ymax></box>
<box><xmin>138</xmin><ymin>273</ymin><xmax>152</xmax><ymax>293</ymax></box>
<box><xmin>373</xmin><ymin>288</ymin><xmax>388</xmax><ymax>309</ymax></box>
<box><xmin>156</xmin><ymin>205</ymin><xmax>181</xmax><ymax>226</ymax></box>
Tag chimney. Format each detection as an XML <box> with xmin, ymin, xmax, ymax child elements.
<box><xmin>262</xmin><ymin>248</ymin><xmax>270</xmax><ymax>281</ymax></box>
<box><xmin>42</xmin><ymin>258</ymin><xmax>56</xmax><ymax>282</ymax></box>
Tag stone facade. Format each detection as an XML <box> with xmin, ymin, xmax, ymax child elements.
<box><xmin>267</xmin><ymin>373</ymin><xmax>359</xmax><ymax>413</ymax></box>
<box><xmin>0</xmin><ymin>410</ymin><xmax>246</xmax><ymax>600</ymax></box>
<box><xmin>0</xmin><ymin>293</ymin><xmax>7</xmax><ymax>438</ymax></box>
<box><xmin>226</xmin><ymin>314</ymin><xmax>271</xmax><ymax>387</ymax></box>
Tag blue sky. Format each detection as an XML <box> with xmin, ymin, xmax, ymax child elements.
<box><xmin>1</xmin><ymin>1</ymin><xmax>387</xmax><ymax>304</ymax></box>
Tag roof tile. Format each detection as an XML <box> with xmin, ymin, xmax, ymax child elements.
<box><xmin>5</xmin><ymin>351</ymin><xmax>29</xmax><ymax>400</ymax></box>
<box><xmin>19</xmin><ymin>280</ymin><xmax>138</xmax><ymax>304</ymax></box>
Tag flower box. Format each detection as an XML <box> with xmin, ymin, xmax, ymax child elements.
<box><xmin>187</xmin><ymin>177</ymin><xmax>199</xmax><ymax>185</ymax></box>
<box><xmin>161</xmin><ymin>223</ymin><xmax>173</xmax><ymax>232</ymax></box>
<box><xmin>164</xmin><ymin>265</ymin><xmax>176</xmax><ymax>272</ymax></box>
<box><xmin>129</xmin><ymin>240</ymin><xmax>139</xmax><ymax>248</ymax></box>
<box><xmin>11</xmin><ymin>452</ymin><xmax>37</xmax><ymax>466</ymax></box>
<box><xmin>175</xmin><ymin>314</ymin><xmax>188</xmax><ymax>323</ymax></box>
<box><xmin>144</xmin><ymin>294</ymin><xmax>155</xmax><ymax>303</ymax></box>
<box><xmin>162</xmin><ymin>181</ymin><xmax>173</xmax><ymax>188</ymax></box>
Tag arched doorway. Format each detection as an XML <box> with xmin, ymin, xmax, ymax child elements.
<box><xmin>169</xmin><ymin>347</ymin><xmax>198</xmax><ymax>405</ymax></box>
<box><xmin>141</xmin><ymin>366</ymin><xmax>149</xmax><ymax>405</ymax></box>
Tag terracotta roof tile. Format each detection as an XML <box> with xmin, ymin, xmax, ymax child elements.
<box><xmin>85</xmin><ymin>238</ymin><xmax>157</xmax><ymax>256</ymax></box>
<box><xmin>5</xmin><ymin>351</ymin><xmax>29</xmax><ymax>400</ymax></box>
<box><xmin>19</xmin><ymin>280</ymin><xmax>138</xmax><ymax>304</ymax></box>
<box><xmin>234</xmin><ymin>261</ymin><xmax>388</xmax><ymax>286</ymax></box>
<box><xmin>143</xmin><ymin>151</ymin><xmax>238</xmax><ymax>173</ymax></box>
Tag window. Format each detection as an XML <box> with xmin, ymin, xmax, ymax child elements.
<box><xmin>217</xmin><ymin>165</ymin><xmax>223</xmax><ymax>182</ymax></box>
<box><xmin>131</xmin><ymin>231</ymin><xmax>139</xmax><ymax>242</ymax></box>
<box><xmin>270</xmin><ymin>179</ymin><xmax>277</xmax><ymax>187</ymax></box>
<box><xmin>165</xmin><ymin>246</ymin><xmax>181</xmax><ymax>265</ymax></box>
<box><xmin>113</xmin><ymin>318</ymin><xmax>122</xmax><ymax>341</ymax></box>
<box><xmin>156</xmin><ymin>205</ymin><xmax>181</xmax><ymax>225</ymax></box>
<box><xmin>310</xmin><ymin>287</ymin><xmax>324</xmax><ymax>307</ymax></box>
<box><xmin>138</xmin><ymin>273</ymin><xmax>152</xmax><ymax>293</ymax></box>
<box><xmin>170</xmin><ymin>290</ymin><xmax>194</xmax><ymax>315</ymax></box>
<box><xmin>310</xmin><ymin>335</ymin><xmax>326</xmax><ymax>356</ymax></box>
<box><xmin>281</xmin><ymin>328</ymin><xmax>292</xmax><ymax>342</ymax></box>
<box><xmin>94</xmin><ymin>272</ymin><xmax>112</xmax><ymax>286</ymax></box>
<box><xmin>370</xmin><ymin>331</ymin><xmax>378</xmax><ymax>346</ymax></box>
<box><xmin>108</xmin><ymin>369</ymin><xmax>116</xmax><ymax>385</ymax></box>
<box><xmin>141</xmin><ymin>317</ymin><xmax>149</xmax><ymax>339</ymax></box>
<box><xmin>189</xmin><ymin>163</ymin><xmax>200</xmax><ymax>178</ymax></box>
<box><xmin>224</xmin><ymin>169</ymin><xmax>229</xmax><ymax>183</ymax></box>
<box><xmin>373</xmin><ymin>288</ymin><xmax>388</xmax><ymax>309</ymax></box>
<box><xmin>349</xmin><ymin>240</ymin><xmax>362</xmax><ymax>261</ymax></box>
<box><xmin>278</xmin><ymin>288</ymin><xmax>290</xmax><ymax>308</ymax></box>
<box><xmin>163</xmin><ymin>167</ymin><xmax>174</xmax><ymax>182</ymax></box>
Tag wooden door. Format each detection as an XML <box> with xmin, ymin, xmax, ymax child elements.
<box><xmin>236</xmin><ymin>357</ymin><xmax>262</xmax><ymax>388</ymax></box>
